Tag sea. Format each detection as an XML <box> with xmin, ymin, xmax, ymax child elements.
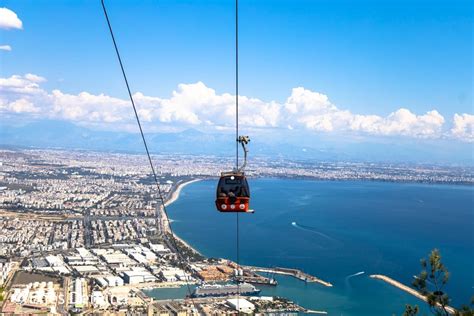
<box><xmin>144</xmin><ymin>179</ymin><xmax>474</xmax><ymax>315</ymax></box>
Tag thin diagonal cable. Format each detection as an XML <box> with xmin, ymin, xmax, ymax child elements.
<box><xmin>101</xmin><ymin>0</ymin><xmax>195</xmax><ymax>305</ymax></box>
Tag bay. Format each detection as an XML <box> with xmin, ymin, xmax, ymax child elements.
<box><xmin>146</xmin><ymin>179</ymin><xmax>474</xmax><ymax>315</ymax></box>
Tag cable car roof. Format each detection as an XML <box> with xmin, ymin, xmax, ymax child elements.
<box><xmin>220</xmin><ymin>171</ymin><xmax>245</xmax><ymax>177</ymax></box>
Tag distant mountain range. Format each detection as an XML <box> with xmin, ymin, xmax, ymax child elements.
<box><xmin>0</xmin><ymin>120</ymin><xmax>472</xmax><ymax>165</ymax></box>
<box><xmin>0</xmin><ymin>120</ymin><xmax>230</xmax><ymax>155</ymax></box>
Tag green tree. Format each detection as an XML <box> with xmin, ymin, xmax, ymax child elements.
<box><xmin>404</xmin><ymin>249</ymin><xmax>474</xmax><ymax>316</ymax></box>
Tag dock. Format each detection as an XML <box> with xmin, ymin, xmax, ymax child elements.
<box><xmin>243</xmin><ymin>266</ymin><xmax>333</xmax><ymax>287</ymax></box>
<box><xmin>370</xmin><ymin>274</ymin><xmax>456</xmax><ymax>314</ymax></box>
<box><xmin>234</xmin><ymin>275</ymin><xmax>277</xmax><ymax>286</ymax></box>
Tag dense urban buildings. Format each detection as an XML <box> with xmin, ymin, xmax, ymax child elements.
<box><xmin>0</xmin><ymin>148</ymin><xmax>472</xmax><ymax>314</ymax></box>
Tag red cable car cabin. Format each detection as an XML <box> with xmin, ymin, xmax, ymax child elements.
<box><xmin>215</xmin><ymin>172</ymin><xmax>251</xmax><ymax>213</ymax></box>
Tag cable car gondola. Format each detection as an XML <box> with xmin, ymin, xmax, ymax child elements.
<box><xmin>216</xmin><ymin>136</ymin><xmax>253</xmax><ymax>213</ymax></box>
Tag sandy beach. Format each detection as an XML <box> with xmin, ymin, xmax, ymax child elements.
<box><xmin>159</xmin><ymin>179</ymin><xmax>203</xmax><ymax>255</ymax></box>
<box><xmin>164</xmin><ymin>179</ymin><xmax>202</xmax><ymax>207</ymax></box>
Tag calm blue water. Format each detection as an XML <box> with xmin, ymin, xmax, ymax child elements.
<box><xmin>148</xmin><ymin>179</ymin><xmax>474</xmax><ymax>315</ymax></box>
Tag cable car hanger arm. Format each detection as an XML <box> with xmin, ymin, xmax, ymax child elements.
<box><xmin>236</xmin><ymin>135</ymin><xmax>250</xmax><ymax>173</ymax></box>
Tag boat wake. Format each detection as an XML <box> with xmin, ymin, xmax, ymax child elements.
<box><xmin>345</xmin><ymin>271</ymin><xmax>365</xmax><ymax>293</ymax></box>
<box><xmin>347</xmin><ymin>271</ymin><xmax>365</xmax><ymax>279</ymax></box>
<box><xmin>291</xmin><ymin>221</ymin><xmax>337</xmax><ymax>243</ymax></box>
<box><xmin>292</xmin><ymin>194</ymin><xmax>312</xmax><ymax>206</ymax></box>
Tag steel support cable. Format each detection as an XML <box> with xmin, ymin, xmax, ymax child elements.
<box><xmin>100</xmin><ymin>0</ymin><xmax>196</xmax><ymax>307</ymax></box>
<box><xmin>235</xmin><ymin>0</ymin><xmax>241</xmax><ymax>307</ymax></box>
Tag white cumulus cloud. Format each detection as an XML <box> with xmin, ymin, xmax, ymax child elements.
<box><xmin>0</xmin><ymin>74</ymin><xmax>46</xmax><ymax>95</ymax></box>
<box><xmin>0</xmin><ymin>8</ymin><xmax>23</xmax><ymax>30</ymax></box>
<box><xmin>283</xmin><ymin>87</ymin><xmax>445</xmax><ymax>137</ymax></box>
<box><xmin>24</xmin><ymin>73</ymin><xmax>46</xmax><ymax>83</ymax></box>
<box><xmin>350</xmin><ymin>109</ymin><xmax>445</xmax><ymax>137</ymax></box>
<box><xmin>0</xmin><ymin>45</ymin><xmax>12</xmax><ymax>51</ymax></box>
<box><xmin>49</xmin><ymin>89</ymin><xmax>129</xmax><ymax>123</ymax></box>
<box><xmin>0</xmin><ymin>73</ymin><xmax>470</xmax><ymax>142</ymax></box>
<box><xmin>451</xmin><ymin>113</ymin><xmax>474</xmax><ymax>142</ymax></box>
<box><xmin>7</xmin><ymin>99</ymin><xmax>40</xmax><ymax>113</ymax></box>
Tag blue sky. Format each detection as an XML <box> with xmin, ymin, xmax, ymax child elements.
<box><xmin>0</xmin><ymin>0</ymin><xmax>473</xmax><ymax>149</ymax></box>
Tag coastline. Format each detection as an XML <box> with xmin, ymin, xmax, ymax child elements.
<box><xmin>164</xmin><ymin>179</ymin><xmax>202</xmax><ymax>208</ymax></box>
<box><xmin>148</xmin><ymin>179</ymin><xmax>471</xmax><ymax>313</ymax></box>
<box><xmin>159</xmin><ymin>178</ymin><xmax>203</xmax><ymax>256</ymax></box>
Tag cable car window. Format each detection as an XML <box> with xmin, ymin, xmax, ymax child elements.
<box><xmin>225</xmin><ymin>178</ymin><xmax>242</xmax><ymax>185</ymax></box>
<box><xmin>217</xmin><ymin>176</ymin><xmax>249</xmax><ymax>198</ymax></box>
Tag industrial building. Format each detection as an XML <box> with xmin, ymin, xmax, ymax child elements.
<box><xmin>71</xmin><ymin>278</ymin><xmax>86</xmax><ymax>309</ymax></box>
<box><xmin>226</xmin><ymin>298</ymin><xmax>255</xmax><ymax>314</ymax></box>
<box><xmin>122</xmin><ymin>268</ymin><xmax>156</xmax><ymax>284</ymax></box>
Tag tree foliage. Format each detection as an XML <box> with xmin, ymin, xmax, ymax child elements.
<box><xmin>404</xmin><ymin>249</ymin><xmax>474</xmax><ymax>316</ymax></box>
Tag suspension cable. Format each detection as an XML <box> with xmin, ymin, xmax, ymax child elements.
<box><xmin>100</xmin><ymin>0</ymin><xmax>195</xmax><ymax>306</ymax></box>
<box><xmin>235</xmin><ymin>0</ymin><xmax>241</xmax><ymax>305</ymax></box>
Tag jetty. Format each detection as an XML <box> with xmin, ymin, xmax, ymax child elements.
<box><xmin>234</xmin><ymin>275</ymin><xmax>277</xmax><ymax>286</ymax></box>
<box><xmin>370</xmin><ymin>274</ymin><xmax>456</xmax><ymax>314</ymax></box>
<box><xmin>243</xmin><ymin>265</ymin><xmax>333</xmax><ymax>287</ymax></box>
